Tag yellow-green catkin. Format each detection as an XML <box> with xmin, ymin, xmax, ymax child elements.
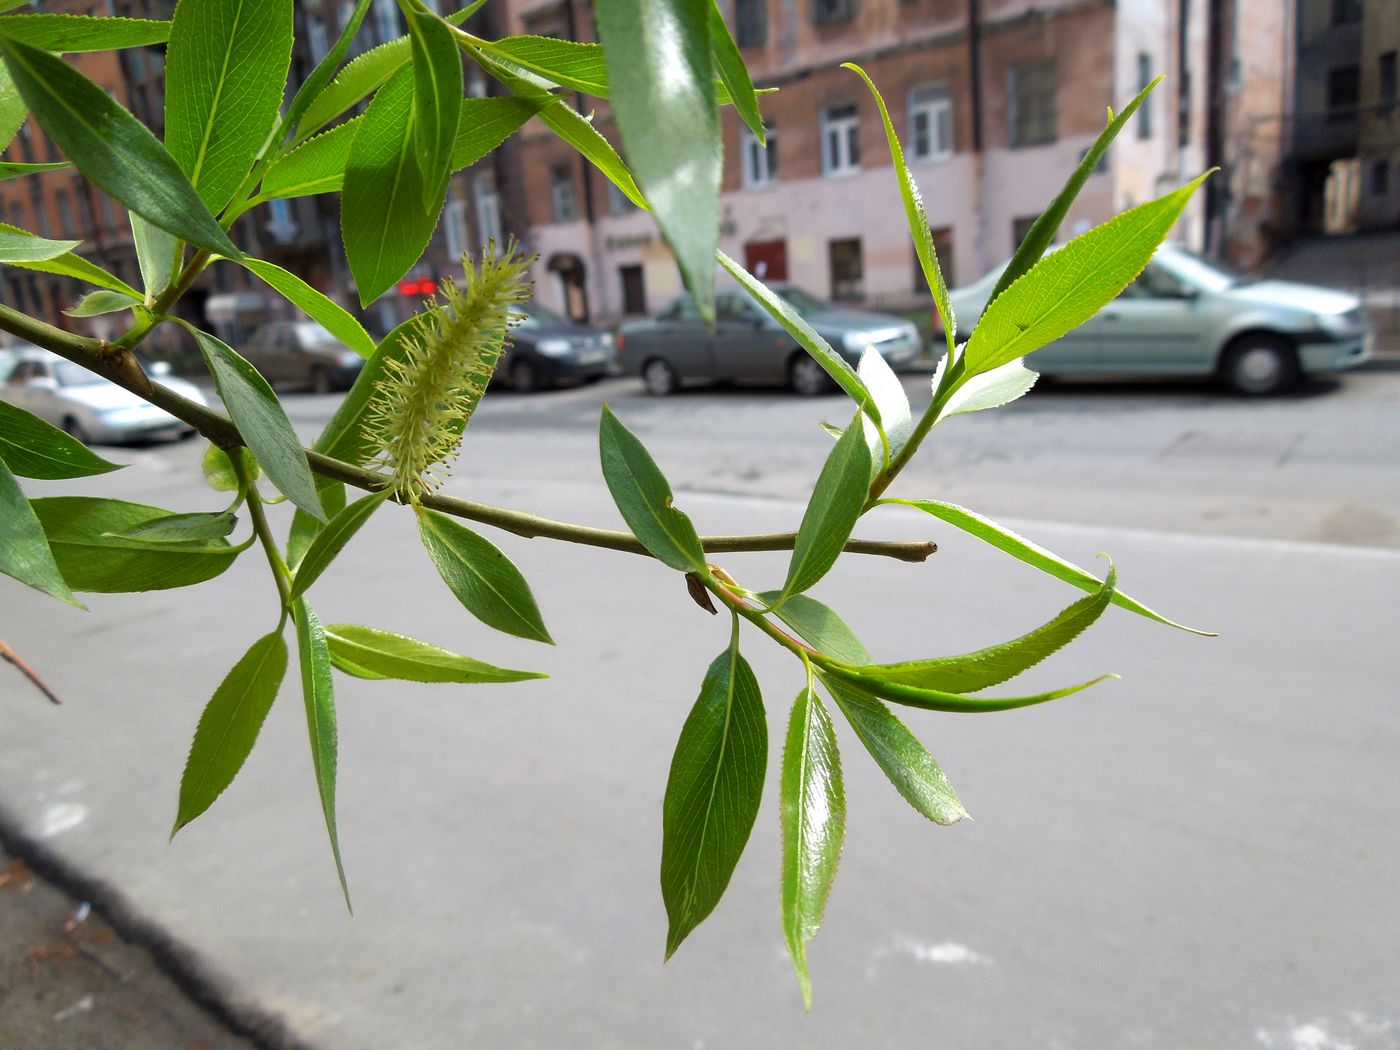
<box><xmin>363</xmin><ymin>242</ymin><xmax>533</xmax><ymax>501</ymax></box>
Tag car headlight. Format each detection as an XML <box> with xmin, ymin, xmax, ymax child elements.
<box><xmin>336</xmin><ymin>351</ymin><xmax>362</xmax><ymax>368</ymax></box>
<box><xmin>600</xmin><ymin>332</ymin><xmax>616</xmax><ymax>348</ymax></box>
<box><xmin>1313</xmin><ymin>310</ymin><xmax>1360</xmax><ymax>335</ymax></box>
<box><xmin>536</xmin><ymin>339</ymin><xmax>573</xmax><ymax>357</ymax></box>
<box><xmin>842</xmin><ymin>332</ymin><xmax>872</xmax><ymax>352</ymax></box>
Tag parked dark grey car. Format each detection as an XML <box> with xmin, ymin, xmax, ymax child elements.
<box><xmin>240</xmin><ymin>321</ymin><xmax>365</xmax><ymax>392</ymax></box>
<box><xmin>617</xmin><ymin>285</ymin><xmax>922</xmax><ymax>395</ymax></box>
<box><xmin>502</xmin><ymin>302</ymin><xmax>615</xmax><ymax>392</ymax></box>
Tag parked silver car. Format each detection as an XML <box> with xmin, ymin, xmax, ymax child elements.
<box><xmin>0</xmin><ymin>347</ymin><xmax>208</xmax><ymax>444</ymax></box>
<box><xmin>946</xmin><ymin>243</ymin><xmax>1371</xmax><ymax>394</ymax></box>
<box><xmin>618</xmin><ymin>285</ymin><xmax>922</xmax><ymax>395</ymax></box>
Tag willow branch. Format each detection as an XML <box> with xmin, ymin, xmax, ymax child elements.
<box><xmin>0</xmin><ymin>304</ymin><xmax>937</xmax><ymax>564</ymax></box>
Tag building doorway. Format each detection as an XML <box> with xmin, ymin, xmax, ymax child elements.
<box><xmin>743</xmin><ymin>239</ymin><xmax>788</xmax><ymax>281</ymax></box>
<box><xmin>546</xmin><ymin>253</ymin><xmax>589</xmax><ymax>322</ymax></box>
<box><xmin>619</xmin><ymin>264</ymin><xmax>646</xmax><ymax>315</ymax></box>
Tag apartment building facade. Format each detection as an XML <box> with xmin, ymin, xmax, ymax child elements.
<box><xmin>510</xmin><ymin>0</ymin><xmax>1237</xmax><ymax>326</ymax></box>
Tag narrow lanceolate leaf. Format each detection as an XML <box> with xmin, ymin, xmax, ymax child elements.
<box><xmin>845</xmin><ymin>63</ymin><xmax>957</xmax><ymax>358</ymax></box>
<box><xmin>756</xmin><ymin>591</ymin><xmax>872</xmax><ymax>666</ymax></box>
<box><xmin>849</xmin><ymin>564</ymin><xmax>1116</xmax><ymax>693</ymax></box>
<box><xmin>173</xmin><ymin>630</ymin><xmax>287</xmax><ymax>835</ymax></box>
<box><xmin>781</xmin><ymin>684</ymin><xmax>844</xmax><ymax>1008</ymax></box>
<box><xmin>989</xmin><ymin>77</ymin><xmax>1162</xmax><ymax>305</ymax></box>
<box><xmin>828</xmin><ymin>661</ymin><xmax>1115</xmax><ymax>714</ymax></box>
<box><xmin>235</xmin><ymin>256</ymin><xmax>375</xmax><ymax>358</ymax></box>
<box><xmin>260</xmin><ymin>117</ymin><xmax>362</xmax><ymax>200</ymax></box>
<box><xmin>0</xmin><ymin>161</ymin><xmax>70</xmax><ymax>179</ymax></box>
<box><xmin>288</xmin><ymin>489</ymin><xmax>390</xmax><ymax>601</ymax></box>
<box><xmin>191</xmin><ymin>329</ymin><xmax>325</xmax><ymax>521</ymax></box>
<box><xmin>295</xmin><ymin>35</ymin><xmax>412</xmax><ymax>141</ymax></box>
<box><xmin>0</xmin><ymin>228</ymin><xmax>79</xmax><ymax>262</ymax></box>
<box><xmin>822</xmin><ymin>674</ymin><xmax>968</xmax><ymax>825</ymax></box>
<box><xmin>324</xmin><ymin>623</ymin><xmax>546</xmax><ymax>684</ymax></box>
<box><xmin>933</xmin><ymin>356</ymin><xmax>1038</xmax><ymax>421</ymax></box>
<box><xmin>416</xmin><ymin>508</ymin><xmax>553</xmax><ymax>644</ymax></box>
<box><xmin>448</xmin><ymin>97</ymin><xmax>541</xmax><ymax>170</ymax></box>
<box><xmin>881</xmin><ymin>497</ymin><xmax>1214</xmax><ymax>635</ymax></box>
<box><xmin>341</xmin><ymin>66</ymin><xmax>437</xmax><ymax>305</ymax></box>
<box><xmin>707</xmin><ymin>0</ymin><xmax>764</xmax><ymax>139</ymax></box>
<box><xmin>402</xmin><ymin>0</ymin><xmax>462</xmax><ymax>206</ymax></box>
<box><xmin>0</xmin><ymin>457</ymin><xmax>80</xmax><ymax>606</ymax></box>
<box><xmin>0</xmin><ymin>221</ymin><xmax>142</xmax><ymax>298</ymax></box>
<box><xmin>0</xmin><ymin>37</ymin><xmax>237</xmax><ymax>256</ymax></box>
<box><xmin>596</xmin><ymin>0</ymin><xmax>719</xmax><ymax>321</ymax></box>
<box><xmin>482</xmin><ymin>35</ymin><xmax>609</xmax><ymax>95</ymax></box>
<box><xmin>598</xmin><ymin>405</ymin><xmax>706</xmax><ymax>573</ymax></box>
<box><xmin>858</xmin><ymin>348</ymin><xmax>911</xmax><ymax>460</ymax></box>
<box><xmin>64</xmin><ymin>290</ymin><xmax>142</xmax><ymax>317</ymax></box>
<box><xmin>0</xmin><ymin>401</ymin><xmax>122</xmax><ymax>480</ymax></box>
<box><xmin>162</xmin><ymin>0</ymin><xmax>293</xmax><ymax>214</ymax></box>
<box><xmin>116</xmin><ymin>510</ymin><xmax>236</xmax><ymax>543</ymax></box>
<box><xmin>32</xmin><ymin>496</ymin><xmax>238</xmax><ymax>592</ymax></box>
<box><xmin>292</xmin><ymin>599</ymin><xmax>350</xmax><ymax>911</ymax></box>
<box><xmin>777</xmin><ymin>412</ymin><xmax>873</xmax><ymax>603</ymax></box>
<box><xmin>661</xmin><ymin>642</ymin><xmax>767</xmax><ymax>959</ymax></box>
<box><xmin>718</xmin><ymin>251</ymin><xmax>880</xmax><ymax>428</ymax></box>
<box><xmin>0</xmin><ymin>62</ymin><xmax>24</xmax><ymax>150</ymax></box>
<box><xmin>0</xmin><ymin>14</ymin><xmax>170</xmax><ymax>52</ymax></box>
<box><xmin>282</xmin><ymin>0</ymin><xmax>373</xmax><ymax>139</ymax></box>
<box><xmin>130</xmin><ymin>211</ymin><xmax>175</xmax><ymax>299</ymax></box>
<box><xmin>963</xmin><ymin>173</ymin><xmax>1211</xmax><ymax>380</ymax></box>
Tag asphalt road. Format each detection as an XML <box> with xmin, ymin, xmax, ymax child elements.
<box><xmin>2</xmin><ymin>366</ymin><xmax>1398</xmax><ymax>1049</ymax></box>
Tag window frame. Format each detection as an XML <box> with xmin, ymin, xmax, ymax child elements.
<box><xmin>907</xmin><ymin>84</ymin><xmax>953</xmax><ymax>163</ymax></box>
<box><xmin>1009</xmin><ymin>59</ymin><xmax>1058</xmax><ymax>148</ymax></box>
<box><xmin>741</xmin><ymin>121</ymin><xmax>778</xmax><ymax>188</ymax></box>
<box><xmin>820</xmin><ymin>104</ymin><xmax>860</xmax><ymax>177</ymax></box>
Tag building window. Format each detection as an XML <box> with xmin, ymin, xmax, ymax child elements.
<box><xmin>444</xmin><ymin>196</ymin><xmax>468</xmax><ymax>259</ymax></box>
<box><xmin>828</xmin><ymin>238</ymin><xmax>863</xmax><ymax>301</ymax></box>
<box><xmin>1011</xmin><ymin>215</ymin><xmax>1037</xmax><ymax>249</ymax></box>
<box><xmin>1330</xmin><ymin>0</ymin><xmax>1362</xmax><ymax>25</ymax></box>
<box><xmin>734</xmin><ymin>0</ymin><xmax>766</xmax><ymax>48</ymax></box>
<box><xmin>475</xmin><ymin>172</ymin><xmax>502</xmax><ymax>245</ymax></box>
<box><xmin>56</xmin><ymin>188</ymin><xmax>76</xmax><ymax>236</ymax></box>
<box><xmin>620</xmin><ymin>265</ymin><xmax>646</xmax><ymax>315</ymax></box>
<box><xmin>550</xmin><ymin>164</ymin><xmax>579</xmax><ymax>222</ymax></box>
<box><xmin>1327</xmin><ymin>65</ymin><xmax>1360</xmax><ymax>121</ymax></box>
<box><xmin>1374</xmin><ymin>160</ymin><xmax>1390</xmax><ymax>198</ymax></box>
<box><xmin>307</xmin><ymin>14</ymin><xmax>329</xmax><ymax>62</ymax></box>
<box><xmin>521</xmin><ymin>7</ymin><xmax>566</xmax><ymax>38</ymax></box>
<box><xmin>372</xmin><ymin>0</ymin><xmax>400</xmax><ymax>45</ymax></box>
<box><xmin>812</xmin><ymin>0</ymin><xmax>855</xmax><ymax>25</ymax></box>
<box><xmin>741</xmin><ymin>122</ymin><xmax>777</xmax><ymax>187</ymax></box>
<box><xmin>821</xmin><ymin>104</ymin><xmax>860</xmax><ymax>176</ymax></box>
<box><xmin>607</xmin><ymin>179</ymin><xmax>640</xmax><ymax>215</ymax></box>
<box><xmin>908</xmin><ymin>85</ymin><xmax>952</xmax><ymax>162</ymax></box>
<box><xmin>1381</xmin><ymin>51</ymin><xmax>1397</xmax><ymax>111</ymax></box>
<box><xmin>914</xmin><ymin>226</ymin><xmax>954</xmax><ymax>293</ymax></box>
<box><xmin>1136</xmin><ymin>52</ymin><xmax>1153</xmax><ymax>139</ymax></box>
<box><xmin>1009</xmin><ymin>59</ymin><xmax>1057</xmax><ymax>147</ymax></box>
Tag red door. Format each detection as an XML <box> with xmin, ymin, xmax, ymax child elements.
<box><xmin>743</xmin><ymin>239</ymin><xmax>788</xmax><ymax>281</ymax></box>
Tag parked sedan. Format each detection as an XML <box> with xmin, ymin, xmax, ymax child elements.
<box><xmin>618</xmin><ymin>285</ymin><xmax>923</xmax><ymax>395</ymax></box>
<box><xmin>946</xmin><ymin>242</ymin><xmax>1371</xmax><ymax>395</ymax></box>
<box><xmin>240</xmin><ymin>321</ymin><xmax>365</xmax><ymax>392</ymax></box>
<box><xmin>1</xmin><ymin>348</ymin><xmax>209</xmax><ymax>444</ymax></box>
<box><xmin>502</xmin><ymin>302</ymin><xmax>615</xmax><ymax>392</ymax></box>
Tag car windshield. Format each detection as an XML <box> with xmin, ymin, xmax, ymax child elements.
<box><xmin>1158</xmin><ymin>246</ymin><xmax>1241</xmax><ymax>294</ymax></box>
<box><xmin>769</xmin><ymin>286</ymin><xmax>829</xmax><ymax>318</ymax></box>
<box><xmin>53</xmin><ymin>359</ymin><xmax>104</xmax><ymax>387</ymax></box>
<box><xmin>294</xmin><ymin>323</ymin><xmax>341</xmax><ymax>348</ymax></box>
<box><xmin>514</xmin><ymin>302</ymin><xmax>567</xmax><ymax>328</ymax></box>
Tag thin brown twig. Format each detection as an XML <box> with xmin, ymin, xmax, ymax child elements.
<box><xmin>0</xmin><ymin>639</ymin><xmax>62</xmax><ymax>705</ymax></box>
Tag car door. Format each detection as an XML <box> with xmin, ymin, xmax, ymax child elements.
<box><xmin>652</xmin><ymin>297</ymin><xmax>713</xmax><ymax>380</ymax></box>
<box><xmin>1029</xmin><ymin>305</ymin><xmax>1102</xmax><ymax>374</ymax></box>
<box><xmin>711</xmin><ymin>294</ymin><xmax>774</xmax><ymax>382</ymax></box>
<box><xmin>3</xmin><ymin>360</ymin><xmax>37</xmax><ymax>417</ymax></box>
<box><xmin>1095</xmin><ymin>264</ymin><xmax>1215</xmax><ymax>373</ymax></box>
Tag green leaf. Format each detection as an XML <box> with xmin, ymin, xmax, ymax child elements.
<box><xmin>0</xmin><ymin>456</ymin><xmax>80</xmax><ymax>606</ymax></box>
<box><xmin>881</xmin><ymin>497</ymin><xmax>1213</xmax><ymax>634</ymax></box>
<box><xmin>708</xmin><ymin>0</ymin><xmax>764</xmax><ymax>140</ymax></box>
<box><xmin>282</xmin><ymin>0</ymin><xmax>373</xmax><ymax>140</ymax></box>
<box><xmin>0</xmin><ymin>227</ymin><xmax>79</xmax><ymax>262</ymax></box>
<box><xmin>260</xmin><ymin>116</ymin><xmax>362</xmax><ymax>199</ymax></box>
<box><xmin>754</xmin><ymin>591</ymin><xmax>871</xmax><ymax>665</ymax></box>
<box><xmin>0</xmin><ymin>221</ymin><xmax>142</xmax><ymax>298</ymax></box>
<box><xmin>0</xmin><ymin>14</ymin><xmax>169</xmax><ymax>52</ymax></box>
<box><xmin>115</xmin><ymin>510</ymin><xmax>236</xmax><ymax>543</ymax></box>
<box><xmin>416</xmin><ymin>508</ymin><xmax>552</xmax><ymax>644</ymax></box>
<box><xmin>661</xmin><ymin>639</ymin><xmax>767</xmax><ymax>959</ymax></box>
<box><xmin>718</xmin><ymin>251</ymin><xmax>879</xmax><ymax>426</ymax></box>
<box><xmin>849</xmin><ymin>563</ymin><xmax>1116</xmax><ymax>692</ymax></box>
<box><xmin>292</xmin><ymin>598</ymin><xmax>350</xmax><ymax>911</ymax></box>
<box><xmin>0</xmin><ymin>36</ymin><xmax>237</xmax><ymax>256</ymax></box>
<box><xmin>822</xmin><ymin>673</ymin><xmax>968</xmax><ymax>825</ymax></box>
<box><xmin>341</xmin><ymin>66</ymin><xmax>440</xmax><ymax>305</ymax></box>
<box><xmin>288</xmin><ymin>488</ymin><xmax>390</xmax><ymax>601</ymax></box>
<box><xmin>190</xmin><ymin>328</ymin><xmax>325</xmax><ymax>521</ymax></box>
<box><xmin>130</xmin><ymin>210</ymin><xmax>175</xmax><ymax>298</ymax></box>
<box><xmin>595</xmin><ymin>0</ymin><xmax>719</xmax><ymax>321</ymax></box>
<box><xmin>0</xmin><ymin>62</ymin><xmax>24</xmax><ymax>151</ymax></box>
<box><xmin>63</xmin><ymin>290</ymin><xmax>141</xmax><ymax>317</ymax></box>
<box><xmin>932</xmin><ymin>357</ymin><xmax>1038</xmax><ymax>420</ymax></box>
<box><xmin>777</xmin><ymin>410</ymin><xmax>873</xmax><ymax>602</ymax></box>
<box><xmin>963</xmin><ymin>173</ymin><xmax>1210</xmax><ymax>379</ymax></box>
<box><xmin>295</xmin><ymin>35</ymin><xmax>411</xmax><ymax>141</ymax></box>
<box><xmin>857</xmin><ymin>348</ymin><xmax>911</xmax><ymax>459</ymax></box>
<box><xmin>0</xmin><ymin>400</ymin><xmax>123</xmax><ymax>479</ymax></box>
<box><xmin>402</xmin><ymin>0</ymin><xmax>461</xmax><ymax>206</ymax></box>
<box><xmin>989</xmin><ymin>78</ymin><xmax>1162</xmax><ymax>306</ymax></box>
<box><xmin>0</xmin><ymin>160</ymin><xmax>70</xmax><ymax>179</ymax></box>
<box><xmin>324</xmin><ymin>623</ymin><xmax>546</xmax><ymax>684</ymax></box>
<box><xmin>173</xmin><ymin>630</ymin><xmax>287</xmax><ymax>835</ymax></box>
<box><xmin>844</xmin><ymin>63</ymin><xmax>957</xmax><ymax>359</ymax></box>
<box><xmin>598</xmin><ymin>405</ymin><xmax>706</xmax><ymax>573</ymax></box>
<box><xmin>201</xmin><ymin>443</ymin><xmax>258</xmax><ymax>492</ymax></box>
<box><xmin>781</xmin><ymin>683</ymin><xmax>844</xmax><ymax>1009</ymax></box>
<box><xmin>448</xmin><ymin>96</ymin><xmax>541</xmax><ymax>171</ymax></box>
<box><xmin>162</xmin><ymin>0</ymin><xmax>293</xmax><ymax>214</ymax></box>
<box><xmin>480</xmin><ymin>35</ymin><xmax>608</xmax><ymax>95</ymax></box>
<box><xmin>827</xmin><ymin>661</ymin><xmax>1114</xmax><ymax>714</ymax></box>
<box><xmin>234</xmin><ymin>256</ymin><xmax>374</xmax><ymax>358</ymax></box>
<box><xmin>31</xmin><ymin>496</ymin><xmax>239</xmax><ymax>592</ymax></box>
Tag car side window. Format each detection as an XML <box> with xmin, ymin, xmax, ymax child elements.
<box><xmin>1130</xmin><ymin>265</ymin><xmax>1189</xmax><ymax>299</ymax></box>
<box><xmin>716</xmin><ymin>295</ymin><xmax>759</xmax><ymax>323</ymax></box>
<box><xmin>665</xmin><ymin>298</ymin><xmax>701</xmax><ymax>323</ymax></box>
<box><xmin>8</xmin><ymin>361</ymin><xmax>31</xmax><ymax>383</ymax></box>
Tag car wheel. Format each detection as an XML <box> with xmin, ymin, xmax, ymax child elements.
<box><xmin>788</xmin><ymin>354</ymin><xmax>832</xmax><ymax>396</ymax></box>
<box><xmin>511</xmin><ymin>357</ymin><xmax>543</xmax><ymax>393</ymax></box>
<box><xmin>309</xmin><ymin>365</ymin><xmax>333</xmax><ymax>395</ymax></box>
<box><xmin>641</xmin><ymin>358</ymin><xmax>679</xmax><ymax>396</ymax></box>
<box><xmin>1220</xmin><ymin>334</ymin><xmax>1299</xmax><ymax>396</ymax></box>
<box><xmin>62</xmin><ymin>416</ymin><xmax>90</xmax><ymax>444</ymax></box>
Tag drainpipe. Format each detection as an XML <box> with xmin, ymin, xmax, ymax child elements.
<box><xmin>968</xmin><ymin>0</ymin><xmax>987</xmax><ymax>279</ymax></box>
<box><xmin>563</xmin><ymin>0</ymin><xmax>601</xmax><ymax>322</ymax></box>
